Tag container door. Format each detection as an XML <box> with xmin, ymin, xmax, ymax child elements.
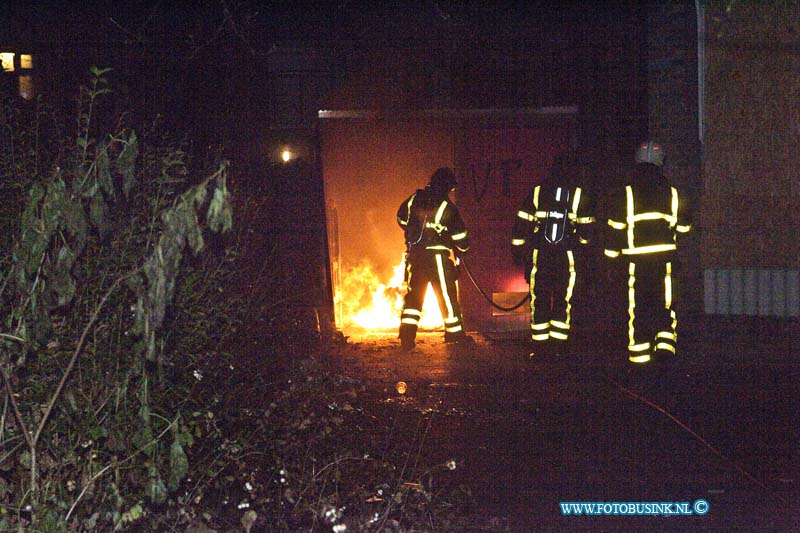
<box><xmin>455</xmin><ymin>125</ymin><xmax>574</xmax><ymax>332</ymax></box>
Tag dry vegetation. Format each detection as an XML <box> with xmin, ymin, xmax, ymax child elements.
<box><xmin>0</xmin><ymin>68</ymin><xmax>476</xmax><ymax>532</ymax></box>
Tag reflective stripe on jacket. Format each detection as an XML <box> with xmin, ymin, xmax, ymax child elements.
<box><xmin>398</xmin><ymin>190</ymin><xmax>470</xmax><ymax>253</ymax></box>
<box><xmin>604</xmin><ymin>165</ymin><xmax>691</xmax><ymax>258</ymax></box>
<box><xmin>512</xmin><ymin>184</ymin><xmax>595</xmax><ymax>251</ymax></box>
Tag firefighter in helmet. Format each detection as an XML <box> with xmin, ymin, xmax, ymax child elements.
<box><xmin>397</xmin><ymin>167</ymin><xmax>472</xmax><ymax>351</ymax></box>
<box><xmin>512</xmin><ymin>151</ymin><xmax>595</xmax><ymax>355</ymax></box>
<box><xmin>604</xmin><ymin>141</ymin><xmax>692</xmax><ymax>364</ymax></box>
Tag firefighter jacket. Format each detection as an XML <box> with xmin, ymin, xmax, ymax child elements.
<box><xmin>512</xmin><ymin>183</ymin><xmax>595</xmax><ymax>262</ymax></box>
<box><xmin>397</xmin><ymin>188</ymin><xmax>470</xmax><ymax>255</ymax></box>
<box><xmin>604</xmin><ymin>163</ymin><xmax>691</xmax><ymax>260</ymax></box>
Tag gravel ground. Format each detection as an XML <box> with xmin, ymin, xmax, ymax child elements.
<box><xmin>320</xmin><ymin>328</ymin><xmax>799</xmax><ymax>531</ymax></box>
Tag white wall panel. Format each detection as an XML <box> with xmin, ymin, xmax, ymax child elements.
<box><xmin>704</xmin><ymin>268</ymin><xmax>800</xmax><ymax>317</ymax></box>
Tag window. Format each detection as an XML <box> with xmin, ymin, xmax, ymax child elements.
<box><xmin>1</xmin><ymin>52</ymin><xmax>14</xmax><ymax>72</ymax></box>
<box><xmin>1</xmin><ymin>52</ymin><xmax>35</xmax><ymax>100</ymax></box>
<box><xmin>19</xmin><ymin>76</ymin><xmax>34</xmax><ymax>100</ymax></box>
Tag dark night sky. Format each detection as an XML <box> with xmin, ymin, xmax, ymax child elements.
<box><xmin>2</xmin><ymin>1</ymin><xmax>615</xmax><ymax>52</ymax></box>
<box><xmin>1</xmin><ymin>1</ymin><xmax>647</xmax><ymax>167</ymax></box>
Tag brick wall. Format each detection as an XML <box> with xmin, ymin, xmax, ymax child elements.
<box><xmin>702</xmin><ymin>2</ymin><xmax>800</xmax><ymax>269</ymax></box>
<box><xmin>645</xmin><ymin>1</ymin><xmax>703</xmax><ymax>317</ymax></box>
<box><xmin>701</xmin><ymin>3</ymin><xmax>800</xmax><ymax>317</ymax></box>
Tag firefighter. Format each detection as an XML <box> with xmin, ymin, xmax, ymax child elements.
<box><xmin>604</xmin><ymin>141</ymin><xmax>692</xmax><ymax>364</ymax></box>
<box><xmin>397</xmin><ymin>167</ymin><xmax>472</xmax><ymax>351</ymax></box>
<box><xmin>512</xmin><ymin>152</ymin><xmax>595</xmax><ymax>355</ymax></box>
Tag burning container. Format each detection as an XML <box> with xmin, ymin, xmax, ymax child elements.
<box><xmin>320</xmin><ymin>107</ymin><xmax>578</xmax><ymax>334</ymax></box>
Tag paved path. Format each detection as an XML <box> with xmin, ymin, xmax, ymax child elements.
<box><xmin>324</xmin><ymin>330</ymin><xmax>799</xmax><ymax>531</ymax></box>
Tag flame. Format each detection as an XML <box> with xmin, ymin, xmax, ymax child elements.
<box><xmin>338</xmin><ymin>255</ymin><xmax>443</xmax><ymax>330</ymax></box>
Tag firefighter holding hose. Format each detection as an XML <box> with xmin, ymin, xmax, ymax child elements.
<box><xmin>397</xmin><ymin>167</ymin><xmax>472</xmax><ymax>351</ymax></box>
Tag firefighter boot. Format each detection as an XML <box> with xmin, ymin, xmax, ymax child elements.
<box><xmin>547</xmin><ymin>339</ymin><xmax>567</xmax><ymax>357</ymax></box>
<box><xmin>652</xmin><ymin>348</ymin><xmax>675</xmax><ymax>368</ymax></box>
<box><xmin>399</xmin><ymin>323</ymin><xmax>417</xmax><ymax>352</ymax></box>
<box><xmin>444</xmin><ymin>332</ymin><xmax>475</xmax><ymax>345</ymax></box>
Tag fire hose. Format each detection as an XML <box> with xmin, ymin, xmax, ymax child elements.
<box><xmin>457</xmin><ymin>254</ymin><xmax>784</xmax><ymax>506</ymax></box>
<box><xmin>458</xmin><ymin>257</ymin><xmax>530</xmax><ymax>312</ymax></box>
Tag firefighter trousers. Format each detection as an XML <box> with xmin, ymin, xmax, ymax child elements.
<box><xmin>625</xmin><ymin>258</ymin><xmax>677</xmax><ymax>363</ymax></box>
<box><xmin>528</xmin><ymin>248</ymin><xmax>576</xmax><ymax>343</ymax></box>
<box><xmin>399</xmin><ymin>250</ymin><xmax>465</xmax><ymax>343</ymax></box>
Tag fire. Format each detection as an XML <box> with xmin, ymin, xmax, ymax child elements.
<box><xmin>338</xmin><ymin>255</ymin><xmax>443</xmax><ymax>330</ymax></box>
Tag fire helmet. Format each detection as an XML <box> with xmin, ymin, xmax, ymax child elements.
<box><xmin>428</xmin><ymin>167</ymin><xmax>457</xmax><ymax>194</ymax></box>
<box><xmin>635</xmin><ymin>141</ymin><xmax>665</xmax><ymax>167</ymax></box>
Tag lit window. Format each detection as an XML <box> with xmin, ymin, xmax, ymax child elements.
<box><xmin>20</xmin><ymin>54</ymin><xmax>33</xmax><ymax>69</ymax></box>
<box><xmin>19</xmin><ymin>76</ymin><xmax>34</xmax><ymax>100</ymax></box>
<box><xmin>1</xmin><ymin>52</ymin><xmax>14</xmax><ymax>72</ymax></box>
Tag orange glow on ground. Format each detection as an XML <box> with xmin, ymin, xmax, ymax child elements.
<box><xmin>338</xmin><ymin>255</ymin><xmax>442</xmax><ymax>331</ymax></box>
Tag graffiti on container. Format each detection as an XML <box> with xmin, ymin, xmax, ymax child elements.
<box><xmin>466</xmin><ymin>158</ymin><xmax>522</xmax><ymax>202</ymax></box>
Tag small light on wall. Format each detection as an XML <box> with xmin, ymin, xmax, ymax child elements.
<box><xmin>264</xmin><ymin>137</ymin><xmax>314</xmax><ymax>165</ymax></box>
